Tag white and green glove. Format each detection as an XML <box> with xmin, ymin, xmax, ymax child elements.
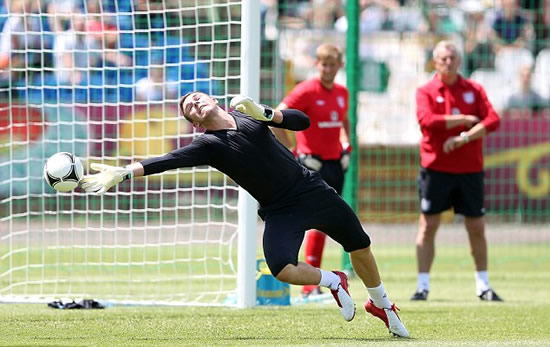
<box><xmin>340</xmin><ymin>144</ymin><xmax>352</xmax><ymax>172</ymax></box>
<box><xmin>80</xmin><ymin>163</ymin><xmax>133</xmax><ymax>194</ymax></box>
<box><xmin>230</xmin><ymin>95</ymin><xmax>274</xmax><ymax>121</ymax></box>
<box><xmin>298</xmin><ymin>154</ymin><xmax>323</xmax><ymax>171</ymax></box>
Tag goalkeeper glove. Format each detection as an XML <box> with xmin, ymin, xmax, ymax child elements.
<box><xmin>340</xmin><ymin>144</ymin><xmax>352</xmax><ymax>172</ymax></box>
<box><xmin>230</xmin><ymin>95</ymin><xmax>274</xmax><ymax>122</ymax></box>
<box><xmin>299</xmin><ymin>154</ymin><xmax>323</xmax><ymax>171</ymax></box>
<box><xmin>80</xmin><ymin>163</ymin><xmax>133</xmax><ymax>194</ymax></box>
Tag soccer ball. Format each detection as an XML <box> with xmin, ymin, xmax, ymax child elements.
<box><xmin>43</xmin><ymin>152</ymin><xmax>84</xmax><ymax>192</ymax></box>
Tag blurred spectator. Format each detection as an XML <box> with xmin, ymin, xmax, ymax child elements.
<box><xmin>360</xmin><ymin>0</ymin><xmax>400</xmax><ymax>32</ymax></box>
<box><xmin>277</xmin><ymin>0</ymin><xmax>310</xmax><ymax>28</ymax></box>
<box><xmin>47</xmin><ymin>0</ymin><xmax>77</xmax><ymax>32</ymax></box>
<box><xmin>134</xmin><ymin>0</ymin><xmax>180</xmax><ymax>31</ymax></box>
<box><xmin>491</xmin><ymin>0</ymin><xmax>534</xmax><ymax>51</ymax></box>
<box><xmin>462</xmin><ymin>0</ymin><xmax>496</xmax><ymax>75</ymax></box>
<box><xmin>83</xmin><ymin>0</ymin><xmax>131</xmax><ymax>68</ymax></box>
<box><xmin>335</xmin><ymin>0</ymin><xmax>401</xmax><ymax>33</ymax></box>
<box><xmin>135</xmin><ymin>57</ymin><xmax>177</xmax><ymax>102</ymax></box>
<box><xmin>53</xmin><ymin>12</ymin><xmax>100</xmax><ymax>85</ymax></box>
<box><xmin>529</xmin><ymin>0</ymin><xmax>550</xmax><ymax>55</ymax></box>
<box><xmin>419</xmin><ymin>0</ymin><xmax>465</xmax><ymax>36</ymax></box>
<box><xmin>98</xmin><ymin>26</ymin><xmax>132</xmax><ymax>67</ymax></box>
<box><xmin>0</xmin><ymin>0</ymin><xmax>44</xmax><ymax>96</ymax></box>
<box><xmin>505</xmin><ymin>63</ymin><xmax>547</xmax><ymax>113</ymax></box>
<box><xmin>85</xmin><ymin>0</ymin><xmax>106</xmax><ymax>33</ymax></box>
<box><xmin>308</xmin><ymin>0</ymin><xmax>345</xmax><ymax>30</ymax></box>
<box><xmin>260</xmin><ymin>0</ymin><xmax>272</xmax><ymax>44</ymax></box>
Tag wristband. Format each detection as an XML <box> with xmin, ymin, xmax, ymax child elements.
<box><xmin>263</xmin><ymin>106</ymin><xmax>274</xmax><ymax>121</ymax></box>
<box><xmin>123</xmin><ymin>166</ymin><xmax>133</xmax><ymax>181</ymax></box>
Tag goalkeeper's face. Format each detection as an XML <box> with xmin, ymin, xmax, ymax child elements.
<box><xmin>180</xmin><ymin>92</ymin><xmax>219</xmax><ymax>126</ymax></box>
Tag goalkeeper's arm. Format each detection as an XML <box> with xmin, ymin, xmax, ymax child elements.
<box><xmin>81</xmin><ymin>162</ymin><xmax>144</xmax><ymax>194</ymax></box>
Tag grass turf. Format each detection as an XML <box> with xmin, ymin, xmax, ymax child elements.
<box><xmin>1</xmin><ymin>245</ymin><xmax>549</xmax><ymax>346</ymax></box>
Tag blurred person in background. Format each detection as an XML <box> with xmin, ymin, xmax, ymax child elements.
<box><xmin>504</xmin><ymin>63</ymin><xmax>547</xmax><ymax>115</ymax></box>
<box><xmin>47</xmin><ymin>0</ymin><xmax>76</xmax><ymax>32</ymax></box>
<box><xmin>85</xmin><ymin>0</ymin><xmax>131</xmax><ymax>68</ymax></box>
<box><xmin>419</xmin><ymin>0</ymin><xmax>465</xmax><ymax>37</ymax></box>
<box><xmin>335</xmin><ymin>0</ymin><xmax>401</xmax><ymax>33</ymax></box>
<box><xmin>277</xmin><ymin>0</ymin><xmax>311</xmax><ymax>28</ymax></box>
<box><xmin>524</xmin><ymin>0</ymin><xmax>550</xmax><ymax>55</ymax></box>
<box><xmin>461</xmin><ymin>0</ymin><xmax>496</xmax><ymax>75</ymax></box>
<box><xmin>308</xmin><ymin>0</ymin><xmax>345</xmax><ymax>30</ymax></box>
<box><xmin>136</xmin><ymin>56</ymin><xmax>178</xmax><ymax>102</ymax></box>
<box><xmin>272</xmin><ymin>43</ymin><xmax>352</xmax><ymax>298</ymax></box>
<box><xmin>53</xmin><ymin>12</ymin><xmax>99</xmax><ymax>85</ymax></box>
<box><xmin>412</xmin><ymin>40</ymin><xmax>503</xmax><ymax>302</ymax></box>
<box><xmin>0</xmin><ymin>0</ymin><xmax>44</xmax><ymax>98</ymax></box>
<box><xmin>491</xmin><ymin>0</ymin><xmax>534</xmax><ymax>51</ymax></box>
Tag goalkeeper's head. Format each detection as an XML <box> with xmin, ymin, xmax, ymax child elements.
<box><xmin>178</xmin><ymin>91</ymin><xmax>220</xmax><ymax>127</ymax></box>
<box><xmin>179</xmin><ymin>92</ymin><xmax>195</xmax><ymax>122</ymax></box>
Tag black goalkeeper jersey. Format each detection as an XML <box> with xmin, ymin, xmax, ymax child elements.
<box><xmin>140</xmin><ymin>110</ymin><xmax>324</xmax><ymax>210</ymax></box>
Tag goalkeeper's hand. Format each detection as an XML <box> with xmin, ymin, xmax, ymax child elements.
<box><xmin>230</xmin><ymin>95</ymin><xmax>274</xmax><ymax>122</ymax></box>
<box><xmin>80</xmin><ymin>163</ymin><xmax>133</xmax><ymax>194</ymax></box>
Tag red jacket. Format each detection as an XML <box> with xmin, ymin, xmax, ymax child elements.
<box><xmin>416</xmin><ymin>75</ymin><xmax>500</xmax><ymax>173</ymax></box>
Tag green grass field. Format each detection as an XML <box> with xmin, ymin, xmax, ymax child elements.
<box><xmin>1</xmin><ymin>244</ymin><xmax>549</xmax><ymax>346</ymax></box>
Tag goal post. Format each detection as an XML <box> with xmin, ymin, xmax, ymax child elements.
<box><xmin>237</xmin><ymin>0</ymin><xmax>260</xmax><ymax>309</ymax></box>
<box><xmin>0</xmin><ymin>1</ymin><xmax>259</xmax><ymax>307</ymax></box>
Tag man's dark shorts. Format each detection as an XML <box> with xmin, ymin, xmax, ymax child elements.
<box><xmin>417</xmin><ymin>167</ymin><xmax>485</xmax><ymax>217</ymax></box>
<box><xmin>261</xmin><ymin>178</ymin><xmax>371</xmax><ymax>277</ymax></box>
<box><xmin>298</xmin><ymin>156</ymin><xmax>344</xmax><ymax>195</ymax></box>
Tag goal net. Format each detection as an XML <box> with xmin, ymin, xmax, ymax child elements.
<box><xmin>0</xmin><ymin>1</ymin><xmax>254</xmax><ymax>306</ymax></box>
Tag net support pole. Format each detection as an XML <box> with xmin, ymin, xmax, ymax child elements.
<box><xmin>237</xmin><ymin>0</ymin><xmax>260</xmax><ymax>308</ymax></box>
<box><xmin>342</xmin><ymin>0</ymin><xmax>360</xmax><ymax>273</ymax></box>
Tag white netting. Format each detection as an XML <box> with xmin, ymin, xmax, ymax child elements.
<box><xmin>0</xmin><ymin>0</ymin><xmax>245</xmax><ymax>306</ymax></box>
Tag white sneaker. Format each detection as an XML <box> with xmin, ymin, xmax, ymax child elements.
<box><xmin>330</xmin><ymin>271</ymin><xmax>356</xmax><ymax>322</ymax></box>
<box><xmin>365</xmin><ymin>299</ymin><xmax>409</xmax><ymax>338</ymax></box>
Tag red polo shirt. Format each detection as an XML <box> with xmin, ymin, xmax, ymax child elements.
<box><xmin>416</xmin><ymin>75</ymin><xmax>500</xmax><ymax>173</ymax></box>
<box><xmin>282</xmin><ymin>78</ymin><xmax>349</xmax><ymax>160</ymax></box>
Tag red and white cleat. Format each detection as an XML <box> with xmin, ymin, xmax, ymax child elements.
<box><xmin>365</xmin><ymin>299</ymin><xmax>409</xmax><ymax>338</ymax></box>
<box><xmin>330</xmin><ymin>271</ymin><xmax>356</xmax><ymax>322</ymax></box>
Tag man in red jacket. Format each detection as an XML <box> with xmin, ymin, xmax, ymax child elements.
<box><xmin>272</xmin><ymin>43</ymin><xmax>351</xmax><ymax>298</ymax></box>
<box><xmin>412</xmin><ymin>40</ymin><xmax>502</xmax><ymax>302</ymax></box>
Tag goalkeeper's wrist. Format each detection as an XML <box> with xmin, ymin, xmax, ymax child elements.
<box><xmin>262</xmin><ymin>106</ymin><xmax>274</xmax><ymax>121</ymax></box>
<box><xmin>122</xmin><ymin>166</ymin><xmax>133</xmax><ymax>181</ymax></box>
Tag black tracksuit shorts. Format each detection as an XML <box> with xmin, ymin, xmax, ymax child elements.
<box><xmin>262</xmin><ymin>182</ymin><xmax>371</xmax><ymax>277</ymax></box>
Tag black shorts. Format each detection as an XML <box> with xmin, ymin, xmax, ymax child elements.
<box><xmin>318</xmin><ymin>160</ymin><xmax>344</xmax><ymax>195</ymax></box>
<box><xmin>417</xmin><ymin>167</ymin><xmax>485</xmax><ymax>217</ymax></box>
<box><xmin>261</xmin><ymin>181</ymin><xmax>371</xmax><ymax>277</ymax></box>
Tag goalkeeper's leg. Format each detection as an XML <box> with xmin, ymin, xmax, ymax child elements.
<box><xmin>309</xmin><ymin>189</ymin><xmax>409</xmax><ymax>337</ymax></box>
<box><xmin>350</xmin><ymin>247</ymin><xmax>409</xmax><ymax>338</ymax></box>
<box><xmin>274</xmin><ymin>262</ymin><xmax>356</xmax><ymax>322</ymax></box>
<box><xmin>262</xmin><ymin>215</ymin><xmax>355</xmax><ymax>322</ymax></box>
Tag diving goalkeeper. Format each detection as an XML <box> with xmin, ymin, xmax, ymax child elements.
<box><xmin>81</xmin><ymin>92</ymin><xmax>409</xmax><ymax>338</ymax></box>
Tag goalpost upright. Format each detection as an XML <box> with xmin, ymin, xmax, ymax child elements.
<box><xmin>237</xmin><ymin>0</ymin><xmax>260</xmax><ymax>309</ymax></box>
